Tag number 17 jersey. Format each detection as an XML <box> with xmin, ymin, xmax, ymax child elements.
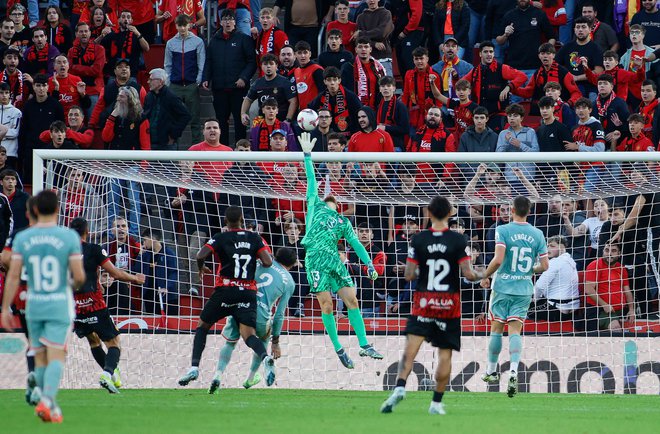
<box><xmin>407</xmin><ymin>228</ymin><xmax>470</xmax><ymax>319</ymax></box>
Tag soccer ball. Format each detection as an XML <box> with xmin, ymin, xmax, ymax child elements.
<box><xmin>296</xmin><ymin>109</ymin><xmax>319</xmax><ymax>131</ymax></box>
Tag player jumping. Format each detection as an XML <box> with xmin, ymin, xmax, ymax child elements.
<box><xmin>1</xmin><ymin>190</ymin><xmax>86</xmax><ymax>423</ymax></box>
<box><xmin>299</xmin><ymin>132</ymin><xmax>383</xmax><ymax>369</ymax></box>
<box><xmin>178</xmin><ymin>206</ymin><xmax>276</xmax><ymax>387</ymax></box>
<box><xmin>210</xmin><ymin>247</ymin><xmax>297</xmax><ymax>393</ymax></box>
<box><xmin>381</xmin><ymin>196</ymin><xmax>485</xmax><ymax>415</ymax></box>
<box><xmin>481</xmin><ymin>196</ymin><xmax>549</xmax><ymax>397</ymax></box>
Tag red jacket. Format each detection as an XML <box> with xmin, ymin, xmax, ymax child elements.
<box><xmin>102</xmin><ymin>115</ymin><xmax>151</xmax><ymax>150</ymax></box>
<box><xmin>616</xmin><ymin>134</ymin><xmax>655</xmax><ymax>152</ymax></box>
<box><xmin>348</xmin><ymin>129</ymin><xmax>395</xmax><ymax>152</ymax></box>
<box><xmin>585</xmin><ymin>65</ymin><xmax>645</xmax><ymax>101</ymax></box>
<box><xmin>403</xmin><ymin>0</ymin><xmax>423</xmax><ymax>34</ymax></box>
<box><xmin>514</xmin><ymin>62</ymin><xmax>581</xmax><ymax>106</ymax></box>
<box><xmin>68</xmin><ymin>41</ymin><xmax>106</xmax><ymax>96</ymax></box>
<box><xmin>39</xmin><ymin>128</ymin><xmax>94</xmax><ymax>148</ymax></box>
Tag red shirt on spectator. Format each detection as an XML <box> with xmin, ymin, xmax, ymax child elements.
<box><xmin>161</xmin><ymin>0</ymin><xmax>203</xmax><ymax>41</ymax></box>
<box><xmin>120</xmin><ymin>0</ymin><xmax>156</xmax><ymax>26</ymax></box>
<box><xmin>188</xmin><ymin>141</ymin><xmax>233</xmax><ymax>185</ymax></box>
<box><xmin>616</xmin><ymin>133</ymin><xmax>655</xmax><ymax>152</ymax></box>
<box><xmin>68</xmin><ymin>40</ymin><xmax>106</xmax><ymax>96</ymax></box>
<box><xmin>326</xmin><ymin>20</ymin><xmax>357</xmax><ymax>53</ymax></box>
<box><xmin>48</xmin><ymin>73</ymin><xmax>84</xmax><ymax>117</ymax></box>
<box><xmin>348</xmin><ymin>129</ymin><xmax>394</xmax><ymax>152</ymax></box>
<box><xmin>585</xmin><ymin>65</ymin><xmax>645</xmax><ymax>102</ymax></box>
<box><xmin>585</xmin><ymin>258</ymin><xmax>630</xmax><ymax>311</ymax></box>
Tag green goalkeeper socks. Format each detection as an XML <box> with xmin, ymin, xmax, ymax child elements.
<box><xmin>321</xmin><ymin>313</ymin><xmax>343</xmax><ymax>351</ymax></box>
<box><xmin>347</xmin><ymin>308</ymin><xmax>369</xmax><ymax>347</ymax></box>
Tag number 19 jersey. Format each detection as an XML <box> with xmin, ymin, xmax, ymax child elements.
<box><xmin>407</xmin><ymin>228</ymin><xmax>470</xmax><ymax>319</ymax></box>
<box><xmin>493</xmin><ymin>222</ymin><xmax>548</xmax><ymax>296</ymax></box>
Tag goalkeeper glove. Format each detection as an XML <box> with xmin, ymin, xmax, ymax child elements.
<box><xmin>299</xmin><ymin>132</ymin><xmax>317</xmax><ymax>154</ymax></box>
<box><xmin>367</xmin><ymin>263</ymin><xmax>378</xmax><ymax>280</ymax></box>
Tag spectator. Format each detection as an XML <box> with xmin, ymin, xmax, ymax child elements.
<box><xmin>621</xmin><ymin>25</ymin><xmax>655</xmax><ymax>108</ymax></box>
<box><xmin>278</xmin><ymin>45</ymin><xmax>297</xmax><ymax>82</ymax></box>
<box><xmin>278</xmin><ymin>218</ymin><xmax>309</xmax><ymax>317</ymax></box>
<box><xmin>537</xmin><ymin>95</ymin><xmax>573</xmax><ymax>153</ymax></box>
<box><xmin>353</xmin><ymin>162</ymin><xmax>391</xmax><ymax>242</ymax></box>
<box><xmin>126</xmin><ymin>0</ymin><xmax>158</xmax><ymax>44</ymax></box>
<box><xmin>458</xmin><ymin>106</ymin><xmax>498</xmax><ymax>180</ymax></box>
<box><xmin>68</xmin><ymin>21</ymin><xmax>106</xmax><ymax>119</ymax></box>
<box><xmin>565</xmin><ymin>197</ymin><xmax>609</xmax><ymax>261</ymax></box>
<box><xmin>317</xmin><ymin>159</ymin><xmax>357</xmax><ymax>216</ymax></box>
<box><xmin>101</xmin><ymin>10</ymin><xmax>150</xmax><ymax>76</ymax></box>
<box><xmin>0</xmin><ymin>169</ymin><xmax>28</xmax><ymax>232</ymax></box>
<box><xmin>0</xmin><ymin>145</ymin><xmax>8</xmax><ymax>173</ymax></box>
<box><xmin>385</xmin><ymin>213</ymin><xmax>418</xmax><ymax>316</ymax></box>
<box><xmin>202</xmin><ymin>8</ymin><xmax>255</xmax><ymax>146</ymax></box>
<box><xmin>433</xmin><ymin>78</ymin><xmax>478</xmax><ymax>142</ymax></box>
<box><xmin>346</xmin><ymin>223</ymin><xmax>387</xmax><ymax>317</ymax></box>
<box><xmin>461</xmin><ymin>41</ymin><xmax>527</xmax><ymax>132</ymax></box>
<box><xmin>407</xmin><ymin>106</ymin><xmax>453</xmax><ymax>183</ymax></box>
<box><xmin>58</xmin><ymin>167</ymin><xmax>104</xmax><ymax>232</ymax></box>
<box><xmin>156</xmin><ymin>0</ymin><xmax>206</xmax><ymax>42</ymax></box>
<box><xmin>538</xmin><ymin>0</ymin><xmax>567</xmax><ymax>36</ymax></box>
<box><xmin>630</xmin><ymin>0</ymin><xmax>660</xmax><ymax>49</ymax></box>
<box><xmin>341</xmin><ymin>37</ymin><xmax>386</xmax><ymax>110</ymax></box>
<box><xmin>613</xmin><ymin>114</ymin><xmax>655</xmax><ymax>152</ymax></box>
<box><xmin>638</xmin><ymin>80</ymin><xmax>660</xmax><ymax>143</ymax></box>
<box><xmin>580</xmin><ymin>1</ymin><xmax>618</xmax><ymax>53</ymax></box>
<box><xmin>254</xmin><ymin>7</ymin><xmax>289</xmax><ymax>67</ymax></box>
<box><xmin>189</xmin><ymin>118</ymin><xmax>233</xmax><ymax>186</ymax></box>
<box><xmin>271</xmin><ymin>163</ymin><xmax>307</xmax><ymax>226</ymax></box>
<box><xmin>513</xmin><ymin>43</ymin><xmax>582</xmax><ymax>113</ymax></box>
<box><xmin>592</xmin><ymin>74</ymin><xmax>629</xmax><ymax>145</ymax></box>
<box><xmin>218</xmin><ymin>0</ymin><xmax>254</xmax><ymax>36</ymax></box>
<box><xmin>43</xmin><ymin>121</ymin><xmax>79</xmax><ymax>187</ymax></box>
<box><xmin>584</xmin><ymin>50</ymin><xmax>645</xmax><ymax>109</ymax></box>
<box><xmin>326</xmin><ymin>0</ymin><xmax>357</xmax><ymax>53</ymax></box>
<box><xmin>564</xmin><ymin>97</ymin><xmax>605</xmax><ymax>192</ymax></box>
<box><xmin>39</xmin><ymin>105</ymin><xmax>94</xmax><ymax>149</ymax></box>
<box><xmin>1</xmin><ymin>47</ymin><xmax>31</xmax><ymax>111</ymax></box>
<box><xmin>105</xmin><ymin>216</ymin><xmax>141</xmax><ymax>315</ymax></box>
<box><xmin>485</xmin><ymin>0</ymin><xmax>516</xmax><ymax>63</ymax></box>
<box><xmin>143</xmin><ymin>68</ymin><xmax>191</xmax><ymax>150</ymax></box>
<box><xmin>376</xmin><ymin>76</ymin><xmax>409</xmax><ymax>151</ymax></box>
<box><xmin>164</xmin><ymin>14</ymin><xmax>205</xmax><ymax>145</ymax></box>
<box><xmin>0</xmin><ymin>19</ymin><xmax>16</xmax><ymax>60</ymax></box>
<box><xmin>535</xmin><ymin>194</ymin><xmax>564</xmax><ymax>239</ymax></box>
<box><xmin>584</xmin><ymin>242</ymin><xmax>635</xmax><ymax>331</ymax></box>
<box><xmin>355</xmin><ymin>0</ymin><xmax>394</xmax><ymax>77</ymax></box>
<box><xmin>556</xmin><ymin>16</ymin><xmax>602</xmax><ymax>100</ymax></box>
<box><xmin>348</xmin><ymin>106</ymin><xmax>395</xmax><ymax>152</ymax></box>
<box><xmin>529</xmin><ymin>235</ymin><xmax>580</xmax><ymax>321</ymax></box>
<box><xmin>496</xmin><ymin>0</ymin><xmax>556</xmax><ymax>78</ymax></box>
<box><xmin>80</xmin><ymin>1</ymin><xmax>118</xmax><ymax>33</ymax></box>
<box><xmin>48</xmin><ymin>54</ymin><xmax>90</xmax><ymax>117</ymax></box>
<box><xmin>250</xmin><ymin>97</ymin><xmax>297</xmax><ymax>151</ymax></box>
<box><xmin>293</xmin><ymin>40</ymin><xmax>325</xmax><ymax>109</ymax></box>
<box><xmin>0</xmin><ymin>82</ymin><xmax>21</xmax><ymax>171</ymax></box>
<box><xmin>485</xmin><ymin>202</ymin><xmax>511</xmax><ymax>262</ymax></box>
<box><xmin>134</xmin><ymin>228</ymin><xmax>179</xmax><ymax>315</ymax></box>
<box><xmin>309</xmin><ymin>66</ymin><xmax>362</xmax><ymax>135</ymax></box>
<box><xmin>544</xmin><ymin>81</ymin><xmax>577</xmax><ymax>129</ymax></box>
<box><xmin>23</xmin><ymin>27</ymin><xmax>59</xmax><ymax>76</ymax></box>
<box><xmin>241</xmin><ymin>53</ymin><xmax>298</xmax><ymax>127</ymax></box>
<box><xmin>273</xmin><ymin>0</ymin><xmax>333</xmax><ymax>58</ymax></box>
<box><xmin>496</xmin><ymin>103</ymin><xmax>539</xmax><ymax>184</ymax></box>
<box><xmin>562</xmin><ymin>197</ymin><xmax>588</xmax><ymax>270</ymax></box>
<box><xmin>390</xmin><ymin>0</ymin><xmax>425</xmax><ymax>74</ymax></box>
<box><xmin>88</xmin><ymin>5</ymin><xmax>115</xmax><ymax>42</ymax></box>
<box><xmin>431</xmin><ymin>36</ymin><xmax>473</xmax><ymax>100</ymax></box>
<box><xmin>41</xmin><ymin>6</ymin><xmax>73</xmax><ymax>54</ymax></box>
<box><xmin>318</xmin><ymin>28</ymin><xmax>354</xmax><ymax>70</ymax></box>
<box><xmin>402</xmin><ymin>46</ymin><xmax>441</xmax><ymax>130</ymax></box>
<box><xmin>309</xmin><ymin>108</ymin><xmax>335</xmax><ymax>151</ymax></box>
<box><xmin>432</xmin><ymin>0</ymin><xmax>470</xmax><ymax>61</ymax></box>
<box><xmin>9</xmin><ymin>4</ymin><xmax>31</xmax><ymax>55</ymax></box>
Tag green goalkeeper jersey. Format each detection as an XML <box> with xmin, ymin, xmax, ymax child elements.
<box><xmin>301</xmin><ymin>154</ymin><xmax>372</xmax><ymax>266</ymax></box>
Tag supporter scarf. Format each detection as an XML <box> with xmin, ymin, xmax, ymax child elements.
<box><xmin>639</xmin><ymin>98</ymin><xmax>659</xmax><ymax>136</ymax></box>
<box><xmin>70</xmin><ymin>39</ymin><xmax>97</xmax><ymax>66</ymax></box>
<box><xmin>90</xmin><ymin>24</ymin><xmax>104</xmax><ymax>40</ymax></box>
<box><xmin>258</xmin><ymin>27</ymin><xmax>276</xmax><ymax>56</ymax></box>
<box><xmin>409</xmin><ymin>66</ymin><xmax>432</xmax><ymax>107</ymax></box>
<box><xmin>354</xmin><ymin>57</ymin><xmax>384</xmax><ymax>108</ymax></box>
<box><xmin>596</xmin><ymin>91</ymin><xmax>616</xmax><ymax>118</ymax></box>
<box><xmin>440</xmin><ymin>56</ymin><xmax>455</xmax><ymax>92</ymax></box>
<box><xmin>471</xmin><ymin>60</ymin><xmax>499</xmax><ymax>103</ymax></box>
<box><xmin>409</xmin><ymin>126</ymin><xmax>446</xmax><ymax>152</ymax></box>
<box><xmin>112</xmin><ymin>31</ymin><xmax>134</xmax><ymax>59</ymax></box>
<box><xmin>1</xmin><ymin>69</ymin><xmax>23</xmax><ymax>104</ymax></box>
<box><xmin>320</xmin><ymin>85</ymin><xmax>349</xmax><ymax>132</ymax></box>
<box><xmin>609</xmin><ymin>65</ymin><xmax>620</xmax><ymax>90</ymax></box>
<box><xmin>50</xmin><ymin>23</ymin><xmax>66</xmax><ymax>48</ymax></box>
<box><xmin>377</xmin><ymin>96</ymin><xmax>398</xmax><ymax>126</ymax></box>
<box><xmin>536</xmin><ymin>61</ymin><xmax>559</xmax><ymax>87</ymax></box>
<box><xmin>589</xmin><ymin>19</ymin><xmax>601</xmax><ymax>41</ymax></box>
<box><xmin>26</xmin><ymin>43</ymin><xmax>51</xmax><ymax>65</ymax></box>
<box><xmin>553</xmin><ymin>98</ymin><xmax>565</xmax><ymax>122</ymax></box>
<box><xmin>257</xmin><ymin>119</ymin><xmax>281</xmax><ymax>151</ymax></box>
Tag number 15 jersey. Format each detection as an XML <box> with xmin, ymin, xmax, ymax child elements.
<box><xmin>407</xmin><ymin>228</ymin><xmax>470</xmax><ymax>319</ymax></box>
<box><xmin>493</xmin><ymin>222</ymin><xmax>547</xmax><ymax>297</ymax></box>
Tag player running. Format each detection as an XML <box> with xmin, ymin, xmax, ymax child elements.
<box><xmin>481</xmin><ymin>196</ymin><xmax>549</xmax><ymax>397</ymax></box>
<box><xmin>209</xmin><ymin>247</ymin><xmax>297</xmax><ymax>393</ymax></box>
<box><xmin>68</xmin><ymin>217</ymin><xmax>145</xmax><ymax>394</ymax></box>
<box><xmin>178</xmin><ymin>206</ymin><xmax>276</xmax><ymax>387</ymax></box>
<box><xmin>298</xmin><ymin>132</ymin><xmax>383</xmax><ymax>369</ymax></box>
<box><xmin>1</xmin><ymin>190</ymin><xmax>86</xmax><ymax>423</ymax></box>
<box><xmin>381</xmin><ymin>196</ymin><xmax>485</xmax><ymax>415</ymax></box>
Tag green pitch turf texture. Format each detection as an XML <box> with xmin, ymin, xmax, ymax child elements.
<box><xmin>1</xmin><ymin>389</ymin><xmax>657</xmax><ymax>434</ymax></box>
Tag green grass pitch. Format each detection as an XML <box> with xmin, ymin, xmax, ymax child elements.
<box><xmin>1</xmin><ymin>389</ymin><xmax>657</xmax><ymax>434</ymax></box>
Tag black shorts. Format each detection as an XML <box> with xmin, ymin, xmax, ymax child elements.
<box><xmin>200</xmin><ymin>286</ymin><xmax>257</xmax><ymax>328</ymax></box>
<box><xmin>74</xmin><ymin>309</ymin><xmax>120</xmax><ymax>341</ymax></box>
<box><xmin>405</xmin><ymin>316</ymin><xmax>461</xmax><ymax>351</ymax></box>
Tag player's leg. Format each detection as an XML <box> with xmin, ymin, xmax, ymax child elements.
<box><xmin>429</xmin><ymin>349</ymin><xmax>453</xmax><ymax>415</ymax></box>
<box><xmin>316</xmin><ymin>289</ymin><xmax>353</xmax><ymax>368</ymax></box>
<box><xmin>85</xmin><ymin>333</ymin><xmax>106</xmax><ymax>369</ymax></box>
<box><xmin>18</xmin><ymin>313</ymin><xmax>36</xmax><ymax>404</ymax></box>
<box><xmin>482</xmin><ymin>291</ymin><xmax>506</xmax><ymax>383</ymax></box>
<box><xmin>36</xmin><ymin>319</ymin><xmax>72</xmax><ymax>423</ymax></box>
<box><xmin>26</xmin><ymin>319</ymin><xmax>46</xmax><ymax>408</ymax></box>
<box><xmin>243</xmin><ymin>319</ymin><xmax>270</xmax><ymax>388</ymax></box>
<box><xmin>99</xmin><ymin>336</ymin><xmax>121</xmax><ymax>393</ymax></box>
<box><xmin>506</xmin><ymin>320</ymin><xmax>523</xmax><ymax>398</ymax></box>
<box><xmin>337</xmin><ymin>285</ymin><xmax>383</xmax><ymax>359</ymax></box>
<box><xmin>381</xmin><ymin>334</ymin><xmax>425</xmax><ymax>413</ymax></box>
<box><xmin>238</xmin><ymin>323</ymin><xmax>275</xmax><ymax>386</ymax></box>
<box><xmin>209</xmin><ymin>318</ymin><xmax>240</xmax><ymax>394</ymax></box>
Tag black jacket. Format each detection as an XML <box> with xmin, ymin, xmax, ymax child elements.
<box><xmin>7</xmin><ymin>188</ymin><xmax>29</xmax><ymax>233</ymax></box>
<box><xmin>143</xmin><ymin>85</ymin><xmax>191</xmax><ymax>147</ymax></box>
<box><xmin>433</xmin><ymin>3</ymin><xmax>471</xmax><ymax>49</ymax></box>
<box><xmin>0</xmin><ymin>193</ymin><xmax>12</xmax><ymax>248</ymax></box>
<box><xmin>203</xmin><ymin>30</ymin><xmax>256</xmax><ymax>90</ymax></box>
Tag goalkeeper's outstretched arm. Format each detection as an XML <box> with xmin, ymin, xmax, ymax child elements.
<box><xmin>300</xmin><ymin>132</ymin><xmax>319</xmax><ymax>205</ymax></box>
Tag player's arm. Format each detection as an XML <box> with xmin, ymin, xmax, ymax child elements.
<box><xmin>404</xmin><ymin>260</ymin><xmax>418</xmax><ymax>282</ymax></box>
<box><xmin>258</xmin><ymin>248</ymin><xmax>273</xmax><ymax>268</ymax></box>
<box><xmin>459</xmin><ymin>259</ymin><xmax>485</xmax><ymax>282</ymax></box>
<box><xmin>484</xmin><ymin>243</ymin><xmax>505</xmax><ymax>278</ymax></box>
<box><xmin>1</xmin><ymin>255</ymin><xmax>22</xmax><ymax>329</ymax></box>
<box><xmin>271</xmin><ymin>280</ymin><xmax>295</xmax><ymax>358</ymax></box>
<box><xmin>299</xmin><ymin>132</ymin><xmax>320</xmax><ymax>201</ymax></box>
<box><xmin>101</xmin><ymin>260</ymin><xmax>145</xmax><ymax>285</ymax></box>
<box><xmin>612</xmin><ymin>194</ymin><xmax>645</xmax><ymax>242</ymax></box>
<box><xmin>69</xmin><ymin>255</ymin><xmax>86</xmax><ymax>290</ymax></box>
<box><xmin>532</xmin><ymin>254</ymin><xmax>549</xmax><ymax>274</ymax></box>
<box><xmin>196</xmin><ymin>244</ymin><xmax>214</xmax><ymax>277</ymax></box>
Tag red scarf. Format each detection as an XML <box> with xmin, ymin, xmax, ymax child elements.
<box><xmin>639</xmin><ymin>98</ymin><xmax>659</xmax><ymax>138</ymax></box>
<box><xmin>536</xmin><ymin>61</ymin><xmax>559</xmax><ymax>87</ymax></box>
<box><xmin>320</xmin><ymin>85</ymin><xmax>350</xmax><ymax>132</ymax></box>
<box><xmin>409</xmin><ymin>66</ymin><xmax>433</xmax><ymax>108</ymax></box>
<box><xmin>354</xmin><ymin>57</ymin><xmax>384</xmax><ymax>108</ymax></box>
<box><xmin>50</xmin><ymin>23</ymin><xmax>66</xmax><ymax>48</ymax></box>
<box><xmin>1</xmin><ymin>69</ymin><xmax>23</xmax><ymax>105</ymax></box>
<box><xmin>258</xmin><ymin>27</ymin><xmax>276</xmax><ymax>56</ymax></box>
<box><xmin>471</xmin><ymin>60</ymin><xmax>500</xmax><ymax>104</ymax></box>
<box><xmin>111</xmin><ymin>31</ymin><xmax>134</xmax><ymax>59</ymax></box>
<box><xmin>377</xmin><ymin>96</ymin><xmax>398</xmax><ymax>126</ymax></box>
<box><xmin>596</xmin><ymin>91</ymin><xmax>616</xmax><ymax>118</ymax></box>
<box><xmin>256</xmin><ymin>119</ymin><xmax>281</xmax><ymax>151</ymax></box>
<box><xmin>409</xmin><ymin>125</ymin><xmax>446</xmax><ymax>152</ymax></box>
<box><xmin>26</xmin><ymin>43</ymin><xmax>51</xmax><ymax>65</ymax></box>
<box><xmin>553</xmin><ymin>98</ymin><xmax>565</xmax><ymax>123</ymax></box>
<box><xmin>69</xmin><ymin>39</ymin><xmax>97</xmax><ymax>66</ymax></box>
<box><xmin>590</xmin><ymin>19</ymin><xmax>601</xmax><ymax>41</ymax></box>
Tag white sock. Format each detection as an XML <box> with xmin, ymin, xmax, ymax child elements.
<box><xmin>487</xmin><ymin>362</ymin><xmax>497</xmax><ymax>374</ymax></box>
<box><xmin>103</xmin><ymin>370</ymin><xmax>112</xmax><ymax>377</ymax></box>
<box><xmin>510</xmin><ymin>362</ymin><xmax>519</xmax><ymax>375</ymax></box>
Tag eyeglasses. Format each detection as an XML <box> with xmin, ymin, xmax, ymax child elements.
<box><xmin>221</xmin><ymin>17</ymin><xmax>235</xmax><ymax>21</ymax></box>
<box><xmin>10</xmin><ymin>12</ymin><xmax>24</xmax><ymax>16</ymax></box>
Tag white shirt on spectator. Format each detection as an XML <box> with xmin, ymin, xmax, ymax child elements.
<box><xmin>582</xmin><ymin>217</ymin><xmax>606</xmax><ymax>249</ymax></box>
<box><xmin>534</xmin><ymin>252</ymin><xmax>580</xmax><ymax>313</ymax></box>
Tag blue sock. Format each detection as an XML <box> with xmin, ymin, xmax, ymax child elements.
<box><xmin>216</xmin><ymin>342</ymin><xmax>236</xmax><ymax>374</ymax></box>
<box><xmin>487</xmin><ymin>333</ymin><xmax>503</xmax><ymax>373</ymax></box>
<box><xmin>34</xmin><ymin>366</ymin><xmax>46</xmax><ymax>389</ymax></box>
<box><xmin>509</xmin><ymin>334</ymin><xmax>523</xmax><ymax>373</ymax></box>
<box><xmin>43</xmin><ymin>360</ymin><xmax>64</xmax><ymax>401</ymax></box>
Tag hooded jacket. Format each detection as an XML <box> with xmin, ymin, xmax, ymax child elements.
<box><xmin>348</xmin><ymin>106</ymin><xmax>395</xmax><ymax>153</ymax></box>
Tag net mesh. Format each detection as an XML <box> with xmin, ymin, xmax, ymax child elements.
<box><xmin>2</xmin><ymin>152</ymin><xmax>659</xmax><ymax>394</ymax></box>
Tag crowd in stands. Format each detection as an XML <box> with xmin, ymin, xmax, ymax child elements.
<box><xmin>0</xmin><ymin>0</ymin><xmax>660</xmax><ymax>332</ymax></box>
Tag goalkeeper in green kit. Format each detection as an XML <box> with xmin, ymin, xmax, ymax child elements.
<box><xmin>299</xmin><ymin>132</ymin><xmax>383</xmax><ymax>369</ymax></box>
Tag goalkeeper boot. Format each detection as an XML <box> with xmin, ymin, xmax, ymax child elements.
<box><xmin>380</xmin><ymin>386</ymin><xmax>405</xmax><ymax>413</ymax></box>
<box><xmin>263</xmin><ymin>356</ymin><xmax>276</xmax><ymax>387</ymax></box>
<box><xmin>178</xmin><ymin>367</ymin><xmax>199</xmax><ymax>386</ymax></box>
<box><xmin>243</xmin><ymin>373</ymin><xmax>261</xmax><ymax>389</ymax></box>
<box><xmin>112</xmin><ymin>367</ymin><xmax>122</xmax><ymax>389</ymax></box>
<box><xmin>481</xmin><ymin>372</ymin><xmax>501</xmax><ymax>384</ymax></box>
<box><xmin>208</xmin><ymin>373</ymin><xmax>221</xmax><ymax>395</ymax></box>
<box><xmin>25</xmin><ymin>371</ymin><xmax>36</xmax><ymax>405</ymax></box>
<box><xmin>507</xmin><ymin>372</ymin><xmax>518</xmax><ymax>398</ymax></box>
<box><xmin>359</xmin><ymin>344</ymin><xmax>384</xmax><ymax>360</ymax></box>
<box><xmin>100</xmin><ymin>371</ymin><xmax>120</xmax><ymax>394</ymax></box>
<box><xmin>428</xmin><ymin>402</ymin><xmax>446</xmax><ymax>415</ymax></box>
<box><xmin>336</xmin><ymin>348</ymin><xmax>354</xmax><ymax>369</ymax></box>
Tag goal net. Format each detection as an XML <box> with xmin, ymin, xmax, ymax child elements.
<box><xmin>2</xmin><ymin>150</ymin><xmax>659</xmax><ymax>394</ymax></box>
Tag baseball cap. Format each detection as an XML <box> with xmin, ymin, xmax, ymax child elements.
<box><xmin>403</xmin><ymin>214</ymin><xmax>418</xmax><ymax>223</ymax></box>
<box><xmin>115</xmin><ymin>58</ymin><xmax>130</xmax><ymax>66</ymax></box>
<box><xmin>443</xmin><ymin>35</ymin><xmax>459</xmax><ymax>44</ymax></box>
<box><xmin>449</xmin><ymin>217</ymin><xmax>466</xmax><ymax>228</ymax></box>
<box><xmin>270</xmin><ymin>129</ymin><xmax>287</xmax><ymax>138</ymax></box>
<box><xmin>3</xmin><ymin>47</ymin><xmax>21</xmax><ymax>59</ymax></box>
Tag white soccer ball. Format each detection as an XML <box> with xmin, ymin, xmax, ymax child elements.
<box><xmin>296</xmin><ymin>109</ymin><xmax>319</xmax><ymax>132</ymax></box>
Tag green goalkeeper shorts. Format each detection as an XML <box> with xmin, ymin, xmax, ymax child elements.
<box><xmin>305</xmin><ymin>252</ymin><xmax>355</xmax><ymax>294</ymax></box>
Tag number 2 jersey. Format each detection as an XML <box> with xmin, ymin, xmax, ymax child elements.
<box><xmin>407</xmin><ymin>228</ymin><xmax>470</xmax><ymax>319</ymax></box>
<box><xmin>493</xmin><ymin>222</ymin><xmax>548</xmax><ymax>297</ymax></box>
<box><xmin>205</xmin><ymin>229</ymin><xmax>268</xmax><ymax>290</ymax></box>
